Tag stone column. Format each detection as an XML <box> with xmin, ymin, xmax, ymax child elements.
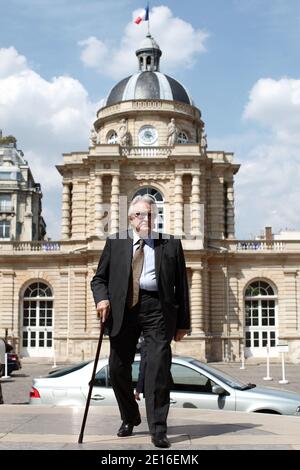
<box><xmin>111</xmin><ymin>174</ymin><xmax>120</xmax><ymax>234</ymax></box>
<box><xmin>191</xmin><ymin>173</ymin><xmax>201</xmax><ymax>238</ymax></box>
<box><xmin>0</xmin><ymin>270</ymin><xmax>16</xmax><ymax>339</ymax></box>
<box><xmin>23</xmin><ymin>193</ymin><xmax>33</xmax><ymax>240</ymax></box>
<box><xmin>283</xmin><ymin>270</ymin><xmax>299</xmax><ymax>333</ymax></box>
<box><xmin>61</xmin><ymin>183</ymin><xmax>71</xmax><ymax>239</ymax></box>
<box><xmin>190</xmin><ymin>266</ymin><xmax>204</xmax><ymax>335</ymax></box>
<box><xmin>226</xmin><ymin>180</ymin><xmax>235</xmax><ymax>239</ymax></box>
<box><xmin>94</xmin><ymin>174</ymin><xmax>103</xmax><ymax>237</ymax></box>
<box><xmin>71</xmin><ymin>181</ymin><xmax>86</xmax><ymax>239</ymax></box>
<box><xmin>174</xmin><ymin>174</ymin><xmax>183</xmax><ymax>236</ymax></box>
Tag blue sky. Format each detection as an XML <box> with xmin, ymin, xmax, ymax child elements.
<box><xmin>1</xmin><ymin>0</ymin><xmax>300</xmax><ymax>239</ymax></box>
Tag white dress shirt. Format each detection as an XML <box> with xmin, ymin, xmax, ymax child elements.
<box><xmin>133</xmin><ymin>231</ymin><xmax>158</xmax><ymax>291</ymax></box>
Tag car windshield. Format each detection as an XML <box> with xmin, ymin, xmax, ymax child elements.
<box><xmin>189</xmin><ymin>359</ymin><xmax>254</xmax><ymax>390</ymax></box>
<box><xmin>47</xmin><ymin>361</ymin><xmax>91</xmax><ymax>378</ymax></box>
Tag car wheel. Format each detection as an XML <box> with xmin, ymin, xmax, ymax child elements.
<box><xmin>254</xmin><ymin>409</ymin><xmax>281</xmax><ymax>415</ymax></box>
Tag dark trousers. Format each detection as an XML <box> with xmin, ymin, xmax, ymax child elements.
<box><xmin>109</xmin><ymin>291</ymin><xmax>172</xmax><ymax>434</ymax></box>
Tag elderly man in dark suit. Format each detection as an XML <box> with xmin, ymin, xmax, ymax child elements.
<box><xmin>91</xmin><ymin>194</ymin><xmax>190</xmax><ymax>448</ymax></box>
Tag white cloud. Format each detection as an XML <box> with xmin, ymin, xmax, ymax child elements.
<box><xmin>233</xmin><ymin>77</ymin><xmax>300</xmax><ymax>238</ymax></box>
<box><xmin>235</xmin><ymin>144</ymin><xmax>300</xmax><ymax>237</ymax></box>
<box><xmin>244</xmin><ymin>78</ymin><xmax>300</xmax><ymax>139</ymax></box>
<box><xmin>0</xmin><ymin>47</ymin><xmax>99</xmax><ymax>239</ymax></box>
<box><xmin>78</xmin><ymin>5</ymin><xmax>209</xmax><ymax>79</ymax></box>
<box><xmin>78</xmin><ymin>37</ymin><xmax>109</xmax><ymax>68</ymax></box>
<box><xmin>0</xmin><ymin>46</ymin><xmax>28</xmax><ymax>78</ymax></box>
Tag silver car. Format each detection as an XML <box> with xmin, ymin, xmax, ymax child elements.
<box><xmin>29</xmin><ymin>355</ymin><xmax>300</xmax><ymax>416</ymax></box>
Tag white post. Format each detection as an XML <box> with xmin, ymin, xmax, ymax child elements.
<box><xmin>263</xmin><ymin>342</ymin><xmax>273</xmax><ymax>381</ymax></box>
<box><xmin>52</xmin><ymin>338</ymin><xmax>57</xmax><ymax>369</ymax></box>
<box><xmin>240</xmin><ymin>343</ymin><xmax>245</xmax><ymax>370</ymax></box>
<box><xmin>2</xmin><ymin>353</ymin><xmax>12</xmax><ymax>380</ymax></box>
<box><xmin>279</xmin><ymin>352</ymin><xmax>289</xmax><ymax>384</ymax></box>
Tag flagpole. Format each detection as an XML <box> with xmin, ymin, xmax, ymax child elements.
<box><xmin>147</xmin><ymin>1</ymin><xmax>150</xmax><ymax>35</ymax></box>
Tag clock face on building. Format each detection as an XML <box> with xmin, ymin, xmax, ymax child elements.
<box><xmin>139</xmin><ymin>126</ymin><xmax>158</xmax><ymax>146</ymax></box>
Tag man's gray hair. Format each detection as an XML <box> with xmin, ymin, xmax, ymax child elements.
<box><xmin>128</xmin><ymin>194</ymin><xmax>158</xmax><ymax>218</ymax></box>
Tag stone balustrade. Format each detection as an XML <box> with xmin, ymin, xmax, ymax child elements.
<box><xmin>0</xmin><ymin>241</ymin><xmax>61</xmax><ymax>252</ymax></box>
<box><xmin>121</xmin><ymin>146</ymin><xmax>171</xmax><ymax>158</ymax></box>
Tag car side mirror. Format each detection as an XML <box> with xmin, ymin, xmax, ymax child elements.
<box><xmin>212</xmin><ymin>384</ymin><xmax>226</xmax><ymax>395</ymax></box>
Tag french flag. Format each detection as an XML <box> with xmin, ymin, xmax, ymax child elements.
<box><xmin>134</xmin><ymin>5</ymin><xmax>149</xmax><ymax>24</ymax></box>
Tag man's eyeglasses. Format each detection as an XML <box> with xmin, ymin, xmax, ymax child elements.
<box><xmin>133</xmin><ymin>212</ymin><xmax>153</xmax><ymax>219</ymax></box>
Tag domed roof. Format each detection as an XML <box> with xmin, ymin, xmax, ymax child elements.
<box><xmin>104</xmin><ymin>34</ymin><xmax>193</xmax><ymax>107</ymax></box>
<box><xmin>137</xmin><ymin>34</ymin><xmax>160</xmax><ymax>51</ymax></box>
<box><xmin>105</xmin><ymin>71</ymin><xmax>193</xmax><ymax>107</ymax></box>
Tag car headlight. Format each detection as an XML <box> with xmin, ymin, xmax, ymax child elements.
<box><xmin>296</xmin><ymin>406</ymin><xmax>300</xmax><ymax>413</ymax></box>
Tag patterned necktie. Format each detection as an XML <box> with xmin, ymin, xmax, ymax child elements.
<box><xmin>127</xmin><ymin>239</ymin><xmax>145</xmax><ymax>308</ymax></box>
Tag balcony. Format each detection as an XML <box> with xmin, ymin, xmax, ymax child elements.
<box><xmin>210</xmin><ymin>239</ymin><xmax>300</xmax><ymax>252</ymax></box>
<box><xmin>121</xmin><ymin>146</ymin><xmax>171</xmax><ymax>158</ymax></box>
<box><xmin>0</xmin><ymin>240</ymin><xmax>92</xmax><ymax>254</ymax></box>
<box><xmin>0</xmin><ymin>241</ymin><xmax>61</xmax><ymax>253</ymax></box>
<box><xmin>15</xmin><ymin>242</ymin><xmax>61</xmax><ymax>252</ymax></box>
<box><xmin>235</xmin><ymin>241</ymin><xmax>285</xmax><ymax>251</ymax></box>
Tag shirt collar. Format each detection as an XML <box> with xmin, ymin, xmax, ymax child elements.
<box><xmin>133</xmin><ymin>231</ymin><xmax>154</xmax><ymax>248</ymax></box>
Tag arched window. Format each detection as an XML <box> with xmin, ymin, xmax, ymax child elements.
<box><xmin>244</xmin><ymin>280</ymin><xmax>278</xmax><ymax>358</ymax></box>
<box><xmin>178</xmin><ymin>132</ymin><xmax>189</xmax><ymax>144</ymax></box>
<box><xmin>21</xmin><ymin>282</ymin><xmax>54</xmax><ymax>357</ymax></box>
<box><xmin>107</xmin><ymin>131</ymin><xmax>118</xmax><ymax>144</ymax></box>
<box><xmin>132</xmin><ymin>187</ymin><xmax>164</xmax><ymax>232</ymax></box>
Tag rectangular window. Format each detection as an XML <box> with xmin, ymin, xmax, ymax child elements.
<box><xmin>39</xmin><ymin>331</ymin><xmax>45</xmax><ymax>347</ymax></box>
<box><xmin>47</xmin><ymin>332</ymin><xmax>52</xmax><ymax>347</ymax></box>
<box><xmin>270</xmin><ymin>331</ymin><xmax>276</xmax><ymax>347</ymax></box>
<box><xmin>245</xmin><ymin>331</ymin><xmax>251</xmax><ymax>347</ymax></box>
<box><xmin>0</xmin><ymin>172</ymin><xmax>12</xmax><ymax>180</ymax></box>
<box><xmin>0</xmin><ymin>220</ymin><xmax>10</xmax><ymax>238</ymax></box>
<box><xmin>262</xmin><ymin>331</ymin><xmax>268</xmax><ymax>347</ymax></box>
<box><xmin>30</xmin><ymin>332</ymin><xmax>36</xmax><ymax>347</ymax></box>
<box><xmin>0</xmin><ymin>194</ymin><xmax>12</xmax><ymax>211</ymax></box>
<box><xmin>0</xmin><ymin>171</ymin><xmax>19</xmax><ymax>180</ymax></box>
<box><xmin>245</xmin><ymin>302</ymin><xmax>251</xmax><ymax>326</ymax></box>
<box><xmin>22</xmin><ymin>331</ymin><xmax>28</xmax><ymax>348</ymax></box>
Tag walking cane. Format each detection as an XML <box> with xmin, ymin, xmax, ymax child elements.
<box><xmin>78</xmin><ymin>320</ymin><xmax>105</xmax><ymax>444</ymax></box>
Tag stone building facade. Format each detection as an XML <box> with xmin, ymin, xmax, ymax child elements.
<box><xmin>0</xmin><ymin>136</ymin><xmax>46</xmax><ymax>242</ymax></box>
<box><xmin>0</xmin><ymin>35</ymin><xmax>300</xmax><ymax>363</ymax></box>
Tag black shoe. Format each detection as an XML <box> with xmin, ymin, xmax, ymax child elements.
<box><xmin>151</xmin><ymin>432</ymin><xmax>170</xmax><ymax>448</ymax></box>
<box><xmin>117</xmin><ymin>415</ymin><xmax>141</xmax><ymax>437</ymax></box>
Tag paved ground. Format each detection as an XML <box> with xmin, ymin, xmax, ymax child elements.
<box><xmin>0</xmin><ymin>404</ymin><xmax>300</xmax><ymax>451</ymax></box>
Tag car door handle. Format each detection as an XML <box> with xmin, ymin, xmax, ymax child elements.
<box><xmin>170</xmin><ymin>397</ymin><xmax>177</xmax><ymax>404</ymax></box>
<box><xmin>91</xmin><ymin>394</ymin><xmax>105</xmax><ymax>401</ymax></box>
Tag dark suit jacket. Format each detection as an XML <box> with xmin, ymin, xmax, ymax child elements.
<box><xmin>91</xmin><ymin>230</ymin><xmax>190</xmax><ymax>338</ymax></box>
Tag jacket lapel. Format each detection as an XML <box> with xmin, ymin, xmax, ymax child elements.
<box><xmin>122</xmin><ymin>230</ymin><xmax>133</xmax><ymax>279</ymax></box>
<box><xmin>154</xmin><ymin>233</ymin><xmax>165</xmax><ymax>283</ymax></box>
